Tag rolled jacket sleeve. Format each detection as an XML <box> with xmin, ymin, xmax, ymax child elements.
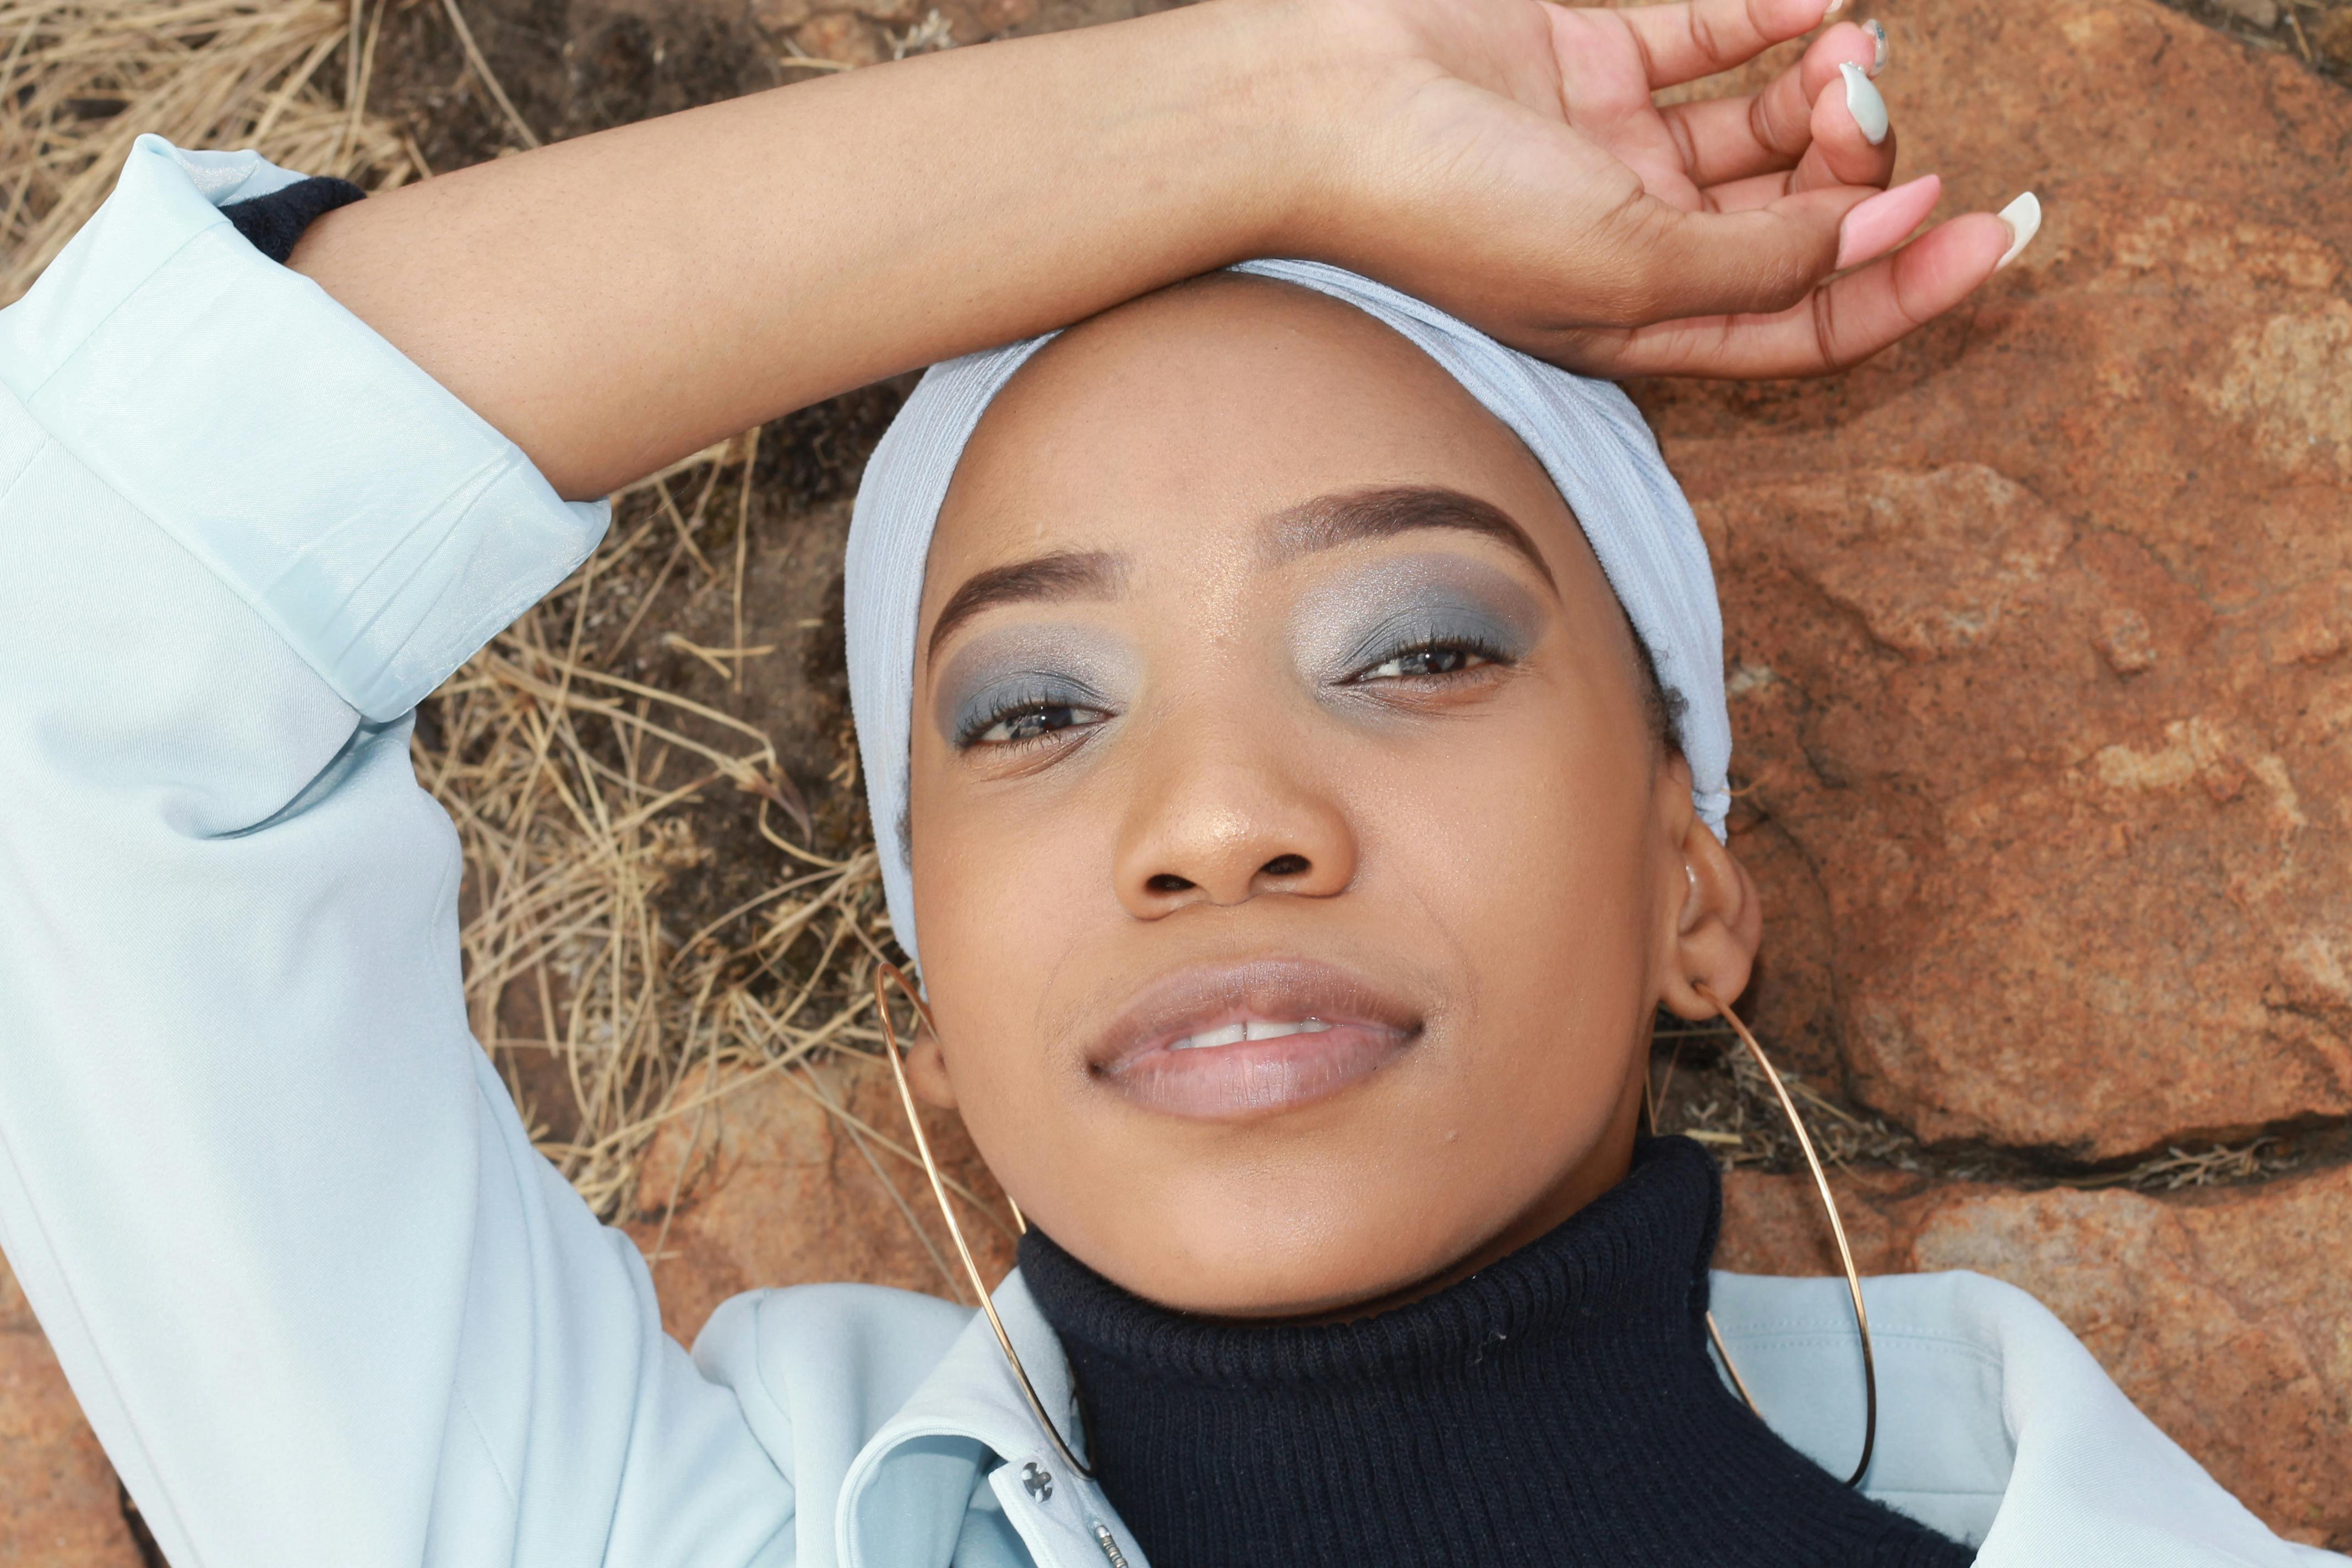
<box><xmin>0</xmin><ymin>135</ymin><xmax>606</xmax><ymax>718</ymax></box>
<box><xmin>0</xmin><ymin>137</ymin><xmax>794</xmax><ymax>1566</ymax></box>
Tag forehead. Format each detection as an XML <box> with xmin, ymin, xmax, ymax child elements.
<box><xmin>929</xmin><ymin>275</ymin><xmax>1579</xmax><ymax>581</ymax></box>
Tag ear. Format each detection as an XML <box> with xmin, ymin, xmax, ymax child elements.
<box><xmin>902</xmin><ymin>1021</ymin><xmax>962</xmax><ymax>1110</ymax></box>
<box><xmin>1648</xmin><ymin>756</ymin><xmax>1764</xmax><ymax>1021</ymax></box>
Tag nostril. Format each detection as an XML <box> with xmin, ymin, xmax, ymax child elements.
<box><xmin>1146</xmin><ymin>873</ymin><xmax>1195</xmax><ymax>895</ymax></box>
<box><xmin>1260</xmin><ymin>854</ymin><xmax>1309</xmax><ymax>879</ymax></box>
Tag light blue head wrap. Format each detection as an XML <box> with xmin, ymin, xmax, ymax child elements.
<box><xmin>846</xmin><ymin>261</ymin><xmax>1729</xmax><ymax>966</ymax></box>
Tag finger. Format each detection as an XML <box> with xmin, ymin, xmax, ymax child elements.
<box><xmin>1588</xmin><ymin>209</ymin><xmax>2023</xmax><ymax>379</ymax></box>
<box><xmin>1621</xmin><ymin>0</ymin><xmax>1844</xmax><ymax>91</ymax></box>
<box><xmin>1787</xmin><ymin>62</ymin><xmax>1897</xmax><ymax>192</ymax></box>
<box><xmin>1700</xmin><ymin>174</ymin><xmax>1936</xmax><ymax>278</ymax></box>
<box><xmin>1611</xmin><ymin>186</ymin><xmax>1875</xmax><ymax>324</ymax></box>
<box><xmin>1696</xmin><ymin>63</ymin><xmax>1901</xmax><ymax>211</ymax></box>
<box><xmin>1830</xmin><ymin>174</ymin><xmax>1940</xmax><ymax>266</ymax></box>
<box><xmin>1660</xmin><ymin>22</ymin><xmax>1884</xmax><ymax>188</ymax></box>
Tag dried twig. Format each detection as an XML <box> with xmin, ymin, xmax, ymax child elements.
<box><xmin>437</xmin><ymin>0</ymin><xmax>539</xmax><ymax>150</ymax></box>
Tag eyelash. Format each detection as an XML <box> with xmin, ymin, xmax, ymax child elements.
<box><xmin>956</xmin><ymin>690</ymin><xmax>1111</xmax><ymax>751</ymax></box>
<box><xmin>1346</xmin><ymin>634</ymin><xmax>1511</xmax><ymax>685</ymax></box>
<box><xmin>955</xmin><ymin>631</ymin><xmax>1511</xmax><ymax>753</ymax></box>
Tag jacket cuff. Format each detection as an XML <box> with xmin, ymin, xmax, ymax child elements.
<box><xmin>0</xmin><ymin>135</ymin><xmax>608</xmax><ymax>720</ymax></box>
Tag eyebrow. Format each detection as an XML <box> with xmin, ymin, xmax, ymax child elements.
<box><xmin>923</xmin><ymin>485</ymin><xmax>1556</xmax><ymax>665</ymax></box>
<box><xmin>926</xmin><ymin>549</ymin><xmax>1125</xmax><ymax>665</ymax></box>
<box><xmin>1262</xmin><ymin>485</ymin><xmax>1556</xmax><ymax>591</ymax></box>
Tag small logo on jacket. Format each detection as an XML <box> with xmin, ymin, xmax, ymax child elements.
<box><xmin>1021</xmin><ymin>1462</ymin><xmax>1053</xmax><ymax>1502</ymax></box>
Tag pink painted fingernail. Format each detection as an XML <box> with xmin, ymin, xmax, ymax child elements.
<box><xmin>1834</xmin><ymin>173</ymin><xmax>1943</xmax><ymax>270</ymax></box>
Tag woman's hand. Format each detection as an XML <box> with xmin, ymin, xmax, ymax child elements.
<box><xmin>293</xmin><ymin>0</ymin><xmax>2021</xmax><ymax>499</ymax></box>
<box><xmin>1285</xmin><ymin>0</ymin><xmax>2021</xmax><ymax>377</ymax></box>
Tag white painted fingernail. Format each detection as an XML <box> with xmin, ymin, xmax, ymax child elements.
<box><xmin>1864</xmin><ymin>18</ymin><xmax>1889</xmax><ymax>75</ymax></box>
<box><xmin>1841</xmin><ymin>61</ymin><xmax>1889</xmax><ymax>145</ymax></box>
<box><xmin>1996</xmin><ymin>191</ymin><xmax>2041</xmax><ymax>269</ymax></box>
<box><xmin>1824</xmin><ymin>0</ymin><xmax>1847</xmax><ymax>16</ymax></box>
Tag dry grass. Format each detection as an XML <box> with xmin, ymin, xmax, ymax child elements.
<box><xmin>0</xmin><ymin>0</ymin><xmax>426</xmax><ymax>304</ymax></box>
<box><xmin>1</xmin><ymin>1</ymin><xmax>895</xmax><ymax>1225</ymax></box>
<box><xmin>421</xmin><ymin>445</ymin><xmax>898</xmax><ymax>1222</ymax></box>
<box><xmin>1653</xmin><ymin>1021</ymin><xmax>2306</xmax><ymax>1194</ymax></box>
<box><xmin>1652</xmin><ymin>1022</ymin><xmax>1940</xmax><ymax>1175</ymax></box>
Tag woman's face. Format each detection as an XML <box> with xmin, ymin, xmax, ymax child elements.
<box><xmin>902</xmin><ymin>276</ymin><xmax>1758</xmax><ymax>1319</ymax></box>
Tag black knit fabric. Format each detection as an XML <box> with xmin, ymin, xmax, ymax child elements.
<box><xmin>220</xmin><ymin>176</ymin><xmax>367</xmax><ymax>264</ymax></box>
<box><xmin>1019</xmin><ymin>1136</ymin><xmax>1974</xmax><ymax>1567</ymax></box>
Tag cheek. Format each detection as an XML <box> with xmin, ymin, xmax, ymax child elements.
<box><xmin>910</xmin><ymin>765</ymin><xmax>1117</xmax><ymax>998</ymax></box>
<box><xmin>1365</xmin><ymin>688</ymin><xmax>1660</xmax><ymax>998</ymax></box>
<box><xmin>1349</xmin><ymin>688</ymin><xmax>1663</xmax><ymax>1150</ymax></box>
<box><xmin>901</xmin><ymin>762</ymin><xmax>1117</xmax><ymax>1150</ymax></box>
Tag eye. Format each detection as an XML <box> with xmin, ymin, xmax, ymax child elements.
<box><xmin>1351</xmin><ymin>639</ymin><xmax>1500</xmax><ymax>683</ymax></box>
<box><xmin>962</xmin><ymin>697</ymin><xmax>1110</xmax><ymax>749</ymax></box>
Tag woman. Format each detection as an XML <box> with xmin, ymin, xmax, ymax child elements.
<box><xmin>0</xmin><ymin>0</ymin><xmax>2284</xmax><ymax>1562</ymax></box>
<box><xmin>829</xmin><ymin>264</ymin><xmax>2336</xmax><ymax>1566</ymax></box>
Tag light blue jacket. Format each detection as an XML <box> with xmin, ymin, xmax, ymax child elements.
<box><xmin>0</xmin><ymin>135</ymin><xmax>2336</xmax><ymax>1568</ymax></box>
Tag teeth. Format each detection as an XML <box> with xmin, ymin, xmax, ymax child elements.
<box><xmin>1168</xmin><ymin>1019</ymin><xmax>1334</xmax><ymax>1051</ymax></box>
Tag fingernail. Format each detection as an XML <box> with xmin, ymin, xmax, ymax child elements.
<box><xmin>1834</xmin><ymin>173</ymin><xmax>1942</xmax><ymax>270</ymax></box>
<box><xmin>1841</xmin><ymin>61</ymin><xmax>1890</xmax><ymax>145</ymax></box>
<box><xmin>1824</xmin><ymin>0</ymin><xmax>1847</xmax><ymax>17</ymax></box>
<box><xmin>1995</xmin><ymin>192</ymin><xmax>2043</xmax><ymax>270</ymax></box>
<box><xmin>1864</xmin><ymin>18</ymin><xmax>1890</xmax><ymax>76</ymax></box>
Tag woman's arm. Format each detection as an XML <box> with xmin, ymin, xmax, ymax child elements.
<box><xmin>0</xmin><ymin>140</ymin><xmax>792</xmax><ymax>1567</ymax></box>
<box><xmin>292</xmin><ymin>0</ymin><xmax>2009</xmax><ymax>500</ymax></box>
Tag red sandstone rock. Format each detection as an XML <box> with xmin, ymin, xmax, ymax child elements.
<box><xmin>2319</xmin><ymin>8</ymin><xmax>2352</xmax><ymax>74</ymax></box>
<box><xmin>0</xmin><ymin>1257</ymin><xmax>142</xmax><ymax>1568</ymax></box>
<box><xmin>754</xmin><ymin>0</ymin><xmax>918</xmax><ymax>31</ymax></box>
<box><xmin>1718</xmin><ymin>1166</ymin><xmax>2352</xmax><ymax>1548</ymax></box>
<box><xmin>1635</xmin><ymin>0</ymin><xmax>2352</xmax><ymax>1157</ymax></box>
<box><xmin>787</xmin><ymin>12</ymin><xmax>891</xmax><ymax>67</ymax></box>
<box><xmin>760</xmin><ymin>0</ymin><xmax>1041</xmax><ymax>58</ymax></box>
<box><xmin>626</xmin><ymin>1055</ymin><xmax>1015</xmax><ymax>1345</ymax></box>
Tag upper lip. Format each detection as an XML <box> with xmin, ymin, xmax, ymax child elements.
<box><xmin>1087</xmin><ymin>957</ymin><xmax>1423</xmax><ymax>1076</ymax></box>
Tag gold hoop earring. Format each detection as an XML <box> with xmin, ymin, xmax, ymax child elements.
<box><xmin>1689</xmin><ymin>982</ymin><xmax>1879</xmax><ymax>1488</ymax></box>
<box><xmin>872</xmin><ymin>962</ymin><xmax>1096</xmax><ymax>1478</ymax></box>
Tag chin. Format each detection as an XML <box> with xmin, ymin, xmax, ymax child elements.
<box><xmin>1083</xmin><ymin>1195</ymin><xmax>1482</xmax><ymax>1322</ymax></box>
<box><xmin>1128</xmin><ymin>1261</ymin><xmax>1398</xmax><ymax>1322</ymax></box>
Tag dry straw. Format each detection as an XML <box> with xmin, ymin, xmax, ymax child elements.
<box><xmin>2</xmin><ymin>2</ymin><xmax>919</xmax><ymax>1244</ymax></box>
<box><xmin>416</xmin><ymin>439</ymin><xmax>912</xmax><ymax>1228</ymax></box>
<box><xmin>0</xmin><ymin>0</ymin><xmax>424</xmax><ymax>303</ymax></box>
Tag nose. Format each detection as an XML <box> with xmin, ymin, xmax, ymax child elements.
<box><xmin>1112</xmin><ymin>725</ymin><xmax>1357</xmax><ymax>918</ymax></box>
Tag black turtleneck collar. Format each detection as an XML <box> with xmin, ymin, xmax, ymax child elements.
<box><xmin>1017</xmin><ymin>1135</ymin><xmax>1974</xmax><ymax>1568</ymax></box>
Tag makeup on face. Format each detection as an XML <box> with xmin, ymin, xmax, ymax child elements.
<box><xmin>1087</xmin><ymin>957</ymin><xmax>1424</xmax><ymax>1121</ymax></box>
<box><xmin>930</xmin><ymin>621</ymin><xmax>1136</xmax><ymax>753</ymax></box>
<box><xmin>1288</xmin><ymin>551</ymin><xmax>1550</xmax><ymax>698</ymax></box>
<box><xmin>929</xmin><ymin>536</ymin><xmax>1558</xmax><ymax>765</ymax></box>
<box><xmin>894</xmin><ymin>273</ymin><xmax>1717</xmax><ymax>1320</ymax></box>
<box><xmin>922</xmin><ymin>543</ymin><xmax>1559</xmax><ymax>1129</ymax></box>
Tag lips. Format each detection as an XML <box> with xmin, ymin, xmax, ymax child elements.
<box><xmin>1090</xmin><ymin>959</ymin><xmax>1421</xmax><ymax>1121</ymax></box>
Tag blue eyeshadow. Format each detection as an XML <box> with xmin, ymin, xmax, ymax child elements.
<box><xmin>1297</xmin><ymin>557</ymin><xmax>1547</xmax><ymax>683</ymax></box>
<box><xmin>930</xmin><ymin>625</ymin><xmax>1131</xmax><ymax>748</ymax></box>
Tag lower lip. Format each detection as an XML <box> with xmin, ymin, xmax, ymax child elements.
<box><xmin>1101</xmin><ymin>1023</ymin><xmax>1413</xmax><ymax>1120</ymax></box>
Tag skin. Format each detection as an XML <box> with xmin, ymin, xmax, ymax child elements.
<box><xmin>290</xmin><ymin>0</ymin><xmax>2015</xmax><ymax>500</ymax></box>
<box><xmin>902</xmin><ymin>275</ymin><xmax>1762</xmax><ymax>1319</ymax></box>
